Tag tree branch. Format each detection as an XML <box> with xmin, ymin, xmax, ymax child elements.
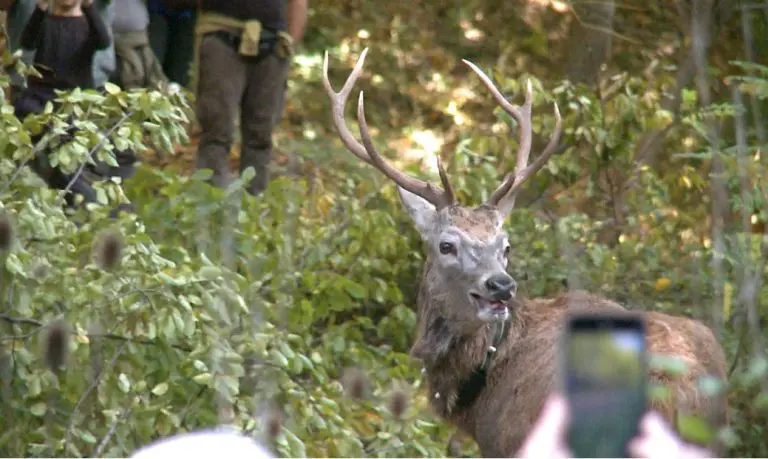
<box><xmin>59</xmin><ymin>111</ymin><xmax>135</xmax><ymax>203</ymax></box>
<box><xmin>692</xmin><ymin>0</ymin><xmax>728</xmax><ymax>338</ymax></box>
<box><xmin>92</xmin><ymin>403</ymin><xmax>133</xmax><ymax>458</ymax></box>
<box><xmin>0</xmin><ymin>314</ymin><xmax>191</xmax><ymax>351</ymax></box>
<box><xmin>64</xmin><ymin>340</ymin><xmax>128</xmax><ymax>455</ymax></box>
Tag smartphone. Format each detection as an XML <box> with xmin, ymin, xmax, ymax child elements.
<box><xmin>559</xmin><ymin>312</ymin><xmax>647</xmax><ymax>458</ymax></box>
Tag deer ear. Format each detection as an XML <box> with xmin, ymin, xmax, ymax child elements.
<box><xmin>397</xmin><ymin>186</ymin><xmax>436</xmax><ymax>235</ymax></box>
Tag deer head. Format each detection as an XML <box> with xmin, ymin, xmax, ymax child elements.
<box><xmin>322</xmin><ymin>48</ymin><xmax>562</xmax><ymax>329</ymax></box>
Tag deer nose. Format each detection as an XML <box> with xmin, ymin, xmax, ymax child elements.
<box><xmin>484</xmin><ymin>273</ymin><xmax>517</xmax><ymax>300</ymax></box>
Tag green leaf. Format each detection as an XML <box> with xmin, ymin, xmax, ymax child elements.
<box><xmin>344</xmin><ymin>281</ymin><xmax>367</xmax><ymax>300</ymax></box>
<box><xmin>152</xmin><ymin>382</ymin><xmax>170</xmax><ymax>396</ymax></box>
<box><xmin>193</xmin><ymin>360</ymin><xmax>208</xmax><ymax>372</ymax></box>
<box><xmin>676</xmin><ymin>414</ymin><xmax>714</xmax><ymax>445</ymax></box>
<box><xmin>270</xmin><ymin>349</ymin><xmax>289</xmax><ymax>368</ymax></box>
<box><xmin>118</xmin><ymin>373</ymin><xmax>131</xmax><ymax>393</ymax></box>
<box><xmin>696</xmin><ymin>375</ymin><xmax>724</xmax><ymax>397</ymax></box>
<box><xmin>648</xmin><ymin>354</ymin><xmax>688</xmax><ymax>376</ymax></box>
<box><xmin>744</xmin><ymin>356</ymin><xmax>768</xmax><ymax>386</ymax></box>
<box><xmin>29</xmin><ymin>402</ymin><xmax>47</xmax><ymax>417</ymax></box>
<box><xmin>191</xmin><ymin>168</ymin><xmax>213</xmax><ymax>181</ymax></box>
<box><xmin>193</xmin><ymin>372</ymin><xmax>212</xmax><ymax>386</ymax></box>
<box><xmin>157</xmin><ymin>272</ymin><xmax>184</xmax><ymax>286</ymax></box>
<box><xmin>755</xmin><ymin>392</ymin><xmax>768</xmax><ymax>412</ymax></box>
<box><xmin>647</xmin><ymin>383</ymin><xmax>670</xmax><ymax>403</ymax></box>
<box><xmin>198</xmin><ymin>266</ymin><xmax>222</xmax><ymax>281</ymax></box>
<box><xmin>27</xmin><ymin>376</ymin><xmax>42</xmax><ymax>398</ymax></box>
<box><xmin>241</xmin><ymin>166</ymin><xmax>256</xmax><ymax>184</ymax></box>
<box><xmin>79</xmin><ymin>430</ymin><xmax>98</xmax><ymax>444</ymax></box>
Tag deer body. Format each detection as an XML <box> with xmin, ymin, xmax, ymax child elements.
<box><xmin>323</xmin><ymin>49</ymin><xmax>728</xmax><ymax>457</ymax></box>
<box><xmin>414</xmin><ymin>287</ymin><xmax>727</xmax><ymax>457</ymax></box>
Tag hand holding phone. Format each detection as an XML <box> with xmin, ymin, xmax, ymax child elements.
<box><xmin>559</xmin><ymin>312</ymin><xmax>648</xmax><ymax>458</ymax></box>
<box><xmin>516</xmin><ymin>394</ymin><xmax>714</xmax><ymax>459</ymax></box>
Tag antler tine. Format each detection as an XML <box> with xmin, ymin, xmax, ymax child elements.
<box><xmin>356</xmin><ymin>91</ymin><xmax>453</xmax><ymax>208</ymax></box>
<box><xmin>436</xmin><ymin>156</ymin><xmax>455</xmax><ymax>205</ymax></box>
<box><xmin>462</xmin><ymin>59</ymin><xmax>562</xmax><ymax>214</ymax></box>
<box><xmin>493</xmin><ymin>104</ymin><xmax>562</xmax><ymax>213</ymax></box>
<box><xmin>461</xmin><ymin>59</ymin><xmax>530</xmax><ymax>127</ymax></box>
<box><xmin>463</xmin><ymin>60</ymin><xmax>533</xmax><ymax>181</ymax></box>
<box><xmin>323</xmin><ymin>48</ymin><xmax>454</xmax><ymax>209</ymax></box>
<box><xmin>322</xmin><ymin>48</ymin><xmax>373</xmax><ymax>165</ymax></box>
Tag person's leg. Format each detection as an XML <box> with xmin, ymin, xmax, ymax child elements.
<box><xmin>195</xmin><ymin>34</ymin><xmax>247</xmax><ymax>189</ymax></box>
<box><xmin>49</xmin><ymin>114</ymin><xmax>101</xmax><ymax>208</ymax></box>
<box><xmin>147</xmin><ymin>11</ymin><xmax>169</xmax><ymax>68</ymax></box>
<box><xmin>58</xmin><ymin>170</ymin><xmax>100</xmax><ymax>210</ymax></box>
<box><xmin>12</xmin><ymin>90</ymin><xmax>44</xmax><ymax>121</ymax></box>
<box><xmin>164</xmin><ymin>11</ymin><xmax>196</xmax><ymax>87</ymax></box>
<box><xmin>13</xmin><ymin>91</ymin><xmax>100</xmax><ymax>212</ymax></box>
<box><xmin>240</xmin><ymin>53</ymin><xmax>289</xmax><ymax>195</ymax></box>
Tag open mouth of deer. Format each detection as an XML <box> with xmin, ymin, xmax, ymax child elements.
<box><xmin>470</xmin><ymin>292</ymin><xmax>510</xmax><ymax>319</ymax></box>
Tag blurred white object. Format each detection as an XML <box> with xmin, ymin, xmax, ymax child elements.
<box><xmin>167</xmin><ymin>82</ymin><xmax>182</xmax><ymax>95</ymax></box>
<box><xmin>130</xmin><ymin>428</ymin><xmax>273</xmax><ymax>459</ymax></box>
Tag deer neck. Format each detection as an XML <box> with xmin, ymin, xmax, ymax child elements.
<box><xmin>411</xmin><ymin>260</ymin><xmax>512</xmax><ymax>417</ymax></box>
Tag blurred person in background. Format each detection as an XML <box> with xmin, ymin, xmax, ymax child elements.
<box><xmin>14</xmin><ymin>0</ymin><xmax>111</xmax><ymax>117</ymax></box>
<box><xmin>192</xmin><ymin>0</ymin><xmax>308</xmax><ymax>196</ymax></box>
<box><xmin>112</xmin><ymin>0</ymin><xmax>167</xmax><ymax>89</ymax></box>
<box><xmin>89</xmin><ymin>0</ymin><xmax>113</xmax><ymax>89</ymax></box>
<box><xmin>147</xmin><ymin>0</ymin><xmax>195</xmax><ymax>87</ymax></box>
<box><xmin>12</xmin><ymin>0</ymin><xmax>136</xmax><ymax>213</ymax></box>
<box><xmin>2</xmin><ymin>0</ymin><xmax>43</xmax><ymax>104</ymax></box>
<box><xmin>0</xmin><ymin>0</ymin><xmax>114</xmax><ymax>100</ymax></box>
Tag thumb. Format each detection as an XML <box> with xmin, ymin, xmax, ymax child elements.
<box><xmin>534</xmin><ymin>394</ymin><xmax>570</xmax><ymax>440</ymax></box>
<box><xmin>539</xmin><ymin>394</ymin><xmax>570</xmax><ymax>436</ymax></box>
<box><xmin>516</xmin><ymin>394</ymin><xmax>571</xmax><ymax>458</ymax></box>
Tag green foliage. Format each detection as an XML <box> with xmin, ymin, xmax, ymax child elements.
<box><xmin>729</xmin><ymin>61</ymin><xmax>768</xmax><ymax>101</ymax></box>
<box><xmin>0</xmin><ymin>53</ymin><xmax>456</xmax><ymax>454</ymax></box>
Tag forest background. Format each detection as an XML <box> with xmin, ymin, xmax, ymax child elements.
<box><xmin>1</xmin><ymin>0</ymin><xmax>768</xmax><ymax>457</ymax></box>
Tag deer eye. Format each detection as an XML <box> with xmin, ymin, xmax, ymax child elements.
<box><xmin>439</xmin><ymin>242</ymin><xmax>456</xmax><ymax>255</ymax></box>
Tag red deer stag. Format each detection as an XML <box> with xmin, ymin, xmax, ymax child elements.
<box><xmin>322</xmin><ymin>49</ymin><xmax>728</xmax><ymax>457</ymax></box>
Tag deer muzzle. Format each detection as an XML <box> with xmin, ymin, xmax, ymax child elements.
<box><xmin>470</xmin><ymin>272</ymin><xmax>516</xmax><ymax>322</ymax></box>
<box><xmin>484</xmin><ymin>272</ymin><xmax>517</xmax><ymax>301</ymax></box>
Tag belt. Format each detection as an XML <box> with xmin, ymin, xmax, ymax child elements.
<box><xmin>208</xmin><ymin>29</ymin><xmax>279</xmax><ymax>54</ymax></box>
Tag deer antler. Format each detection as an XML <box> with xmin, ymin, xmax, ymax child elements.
<box><xmin>462</xmin><ymin>60</ymin><xmax>563</xmax><ymax>215</ymax></box>
<box><xmin>322</xmin><ymin>48</ymin><xmax>455</xmax><ymax>209</ymax></box>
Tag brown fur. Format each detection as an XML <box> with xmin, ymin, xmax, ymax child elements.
<box><xmin>413</xmin><ymin>289</ymin><xmax>729</xmax><ymax>457</ymax></box>
<box><xmin>444</xmin><ymin>205</ymin><xmax>503</xmax><ymax>238</ymax></box>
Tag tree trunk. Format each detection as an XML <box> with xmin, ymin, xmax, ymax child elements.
<box><xmin>564</xmin><ymin>0</ymin><xmax>616</xmax><ymax>86</ymax></box>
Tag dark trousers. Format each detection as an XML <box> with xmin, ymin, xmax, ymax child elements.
<box><xmin>13</xmin><ymin>85</ymin><xmax>137</xmax><ymax>212</ymax></box>
<box><xmin>148</xmin><ymin>10</ymin><xmax>196</xmax><ymax>87</ymax></box>
<box><xmin>195</xmin><ymin>34</ymin><xmax>289</xmax><ymax>195</ymax></box>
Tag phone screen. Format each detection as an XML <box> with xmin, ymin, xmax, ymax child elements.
<box><xmin>563</xmin><ymin>314</ymin><xmax>647</xmax><ymax>458</ymax></box>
